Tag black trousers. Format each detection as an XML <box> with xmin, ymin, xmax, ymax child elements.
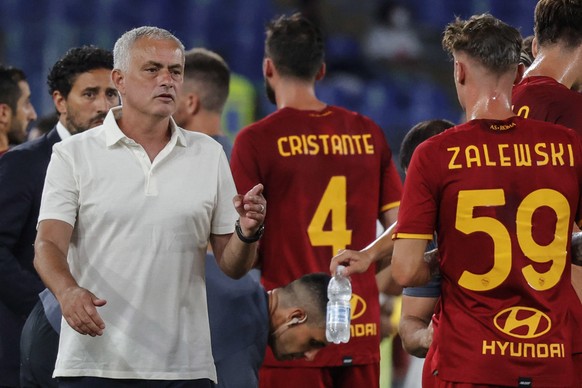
<box><xmin>20</xmin><ymin>299</ymin><xmax>59</xmax><ymax>388</ymax></box>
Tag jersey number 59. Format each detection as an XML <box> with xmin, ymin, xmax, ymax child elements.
<box><xmin>456</xmin><ymin>188</ymin><xmax>569</xmax><ymax>292</ymax></box>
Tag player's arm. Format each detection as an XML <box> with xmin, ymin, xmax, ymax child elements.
<box><xmin>376</xmin><ymin>266</ymin><xmax>402</xmax><ymax>295</ymax></box>
<box><xmin>570</xmin><ymin>230</ymin><xmax>582</xmax><ymax>302</ymax></box>
<box><xmin>392</xmin><ymin>238</ymin><xmax>431</xmax><ymax>287</ymax></box>
<box><xmin>212</xmin><ymin>184</ymin><xmax>265</xmax><ymax>279</ymax></box>
<box><xmin>571</xmin><ymin>230</ymin><xmax>582</xmax><ymax>266</ymax></box>
<box><xmin>34</xmin><ymin>219</ymin><xmax>107</xmax><ymax>336</ymax></box>
<box><xmin>330</xmin><ymin>222</ymin><xmax>397</xmax><ymax>277</ymax></box>
<box><xmin>399</xmin><ymin>295</ymin><xmax>437</xmax><ymax>358</ymax></box>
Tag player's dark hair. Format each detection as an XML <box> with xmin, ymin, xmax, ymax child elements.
<box><xmin>281</xmin><ymin>272</ymin><xmax>331</xmax><ymax>328</ymax></box>
<box><xmin>265</xmin><ymin>13</ymin><xmax>325</xmax><ymax>80</ymax></box>
<box><xmin>184</xmin><ymin>48</ymin><xmax>230</xmax><ymax>113</ymax></box>
<box><xmin>520</xmin><ymin>35</ymin><xmax>535</xmax><ymax>67</ymax></box>
<box><xmin>442</xmin><ymin>14</ymin><xmax>522</xmax><ymax>74</ymax></box>
<box><xmin>535</xmin><ymin>0</ymin><xmax>582</xmax><ymax>48</ymax></box>
<box><xmin>47</xmin><ymin>45</ymin><xmax>113</xmax><ymax>98</ymax></box>
<box><xmin>399</xmin><ymin>119</ymin><xmax>455</xmax><ymax>171</ymax></box>
<box><xmin>0</xmin><ymin>65</ymin><xmax>26</xmax><ymax>112</ymax></box>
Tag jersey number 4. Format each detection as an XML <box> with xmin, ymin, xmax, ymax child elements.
<box><xmin>307</xmin><ymin>176</ymin><xmax>353</xmax><ymax>254</ymax></box>
<box><xmin>456</xmin><ymin>188</ymin><xmax>569</xmax><ymax>292</ymax></box>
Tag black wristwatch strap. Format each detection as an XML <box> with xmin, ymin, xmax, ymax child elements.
<box><xmin>235</xmin><ymin>219</ymin><xmax>264</xmax><ymax>243</ymax></box>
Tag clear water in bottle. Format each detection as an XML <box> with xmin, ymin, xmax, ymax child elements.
<box><xmin>326</xmin><ymin>265</ymin><xmax>352</xmax><ymax>344</ymax></box>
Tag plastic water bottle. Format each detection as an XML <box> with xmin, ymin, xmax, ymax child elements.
<box><xmin>326</xmin><ymin>265</ymin><xmax>352</xmax><ymax>344</ymax></box>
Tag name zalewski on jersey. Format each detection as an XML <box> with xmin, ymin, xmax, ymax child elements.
<box><xmin>447</xmin><ymin>142</ymin><xmax>574</xmax><ymax>170</ymax></box>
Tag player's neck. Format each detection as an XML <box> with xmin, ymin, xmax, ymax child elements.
<box><xmin>465</xmin><ymin>88</ymin><xmax>514</xmax><ymax>121</ymax></box>
<box><xmin>184</xmin><ymin>111</ymin><xmax>223</xmax><ymax>137</ymax></box>
<box><xmin>267</xmin><ymin>289</ymin><xmax>280</xmax><ymax>331</ymax></box>
<box><xmin>525</xmin><ymin>45</ymin><xmax>582</xmax><ymax>88</ymax></box>
<box><xmin>275</xmin><ymin>81</ymin><xmax>326</xmax><ymax>111</ymax></box>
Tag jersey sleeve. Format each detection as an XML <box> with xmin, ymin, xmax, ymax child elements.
<box><xmin>574</xmin><ymin>134</ymin><xmax>582</xmax><ymax>226</ymax></box>
<box><xmin>230</xmin><ymin>128</ymin><xmax>262</xmax><ymax>194</ymax></box>
<box><xmin>211</xmin><ymin>151</ymin><xmax>238</xmax><ymax>235</ymax></box>
<box><xmin>393</xmin><ymin>140</ymin><xmax>437</xmax><ymax>240</ymax></box>
<box><xmin>367</xmin><ymin>118</ymin><xmax>402</xmax><ymax>213</ymax></box>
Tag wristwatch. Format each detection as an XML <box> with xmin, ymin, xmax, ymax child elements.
<box><xmin>235</xmin><ymin>219</ymin><xmax>265</xmax><ymax>243</ymax></box>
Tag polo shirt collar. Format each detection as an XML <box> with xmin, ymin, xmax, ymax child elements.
<box><xmin>104</xmin><ymin>106</ymin><xmax>187</xmax><ymax>148</ymax></box>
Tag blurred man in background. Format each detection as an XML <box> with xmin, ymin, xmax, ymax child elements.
<box><xmin>0</xmin><ymin>65</ymin><xmax>37</xmax><ymax>157</ymax></box>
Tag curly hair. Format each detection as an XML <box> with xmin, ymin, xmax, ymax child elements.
<box><xmin>47</xmin><ymin>45</ymin><xmax>113</xmax><ymax>98</ymax></box>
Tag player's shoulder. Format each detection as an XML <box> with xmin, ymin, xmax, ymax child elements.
<box><xmin>237</xmin><ymin>109</ymin><xmax>285</xmax><ymax>136</ymax></box>
<box><xmin>515</xmin><ymin>76</ymin><xmax>578</xmax><ymax>99</ymax></box>
<box><xmin>327</xmin><ymin>104</ymin><xmax>378</xmax><ymax>123</ymax></box>
<box><xmin>518</xmin><ymin>115</ymin><xmax>579</xmax><ymax>134</ymax></box>
<box><xmin>56</xmin><ymin>126</ymin><xmax>102</xmax><ymax>151</ymax></box>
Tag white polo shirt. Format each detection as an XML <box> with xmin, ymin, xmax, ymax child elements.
<box><xmin>39</xmin><ymin>106</ymin><xmax>237</xmax><ymax>381</ymax></box>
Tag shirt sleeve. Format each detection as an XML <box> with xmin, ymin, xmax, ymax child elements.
<box><xmin>211</xmin><ymin>150</ymin><xmax>238</xmax><ymax>235</ymax></box>
<box><xmin>393</xmin><ymin>140</ymin><xmax>438</xmax><ymax>240</ymax></box>
<box><xmin>230</xmin><ymin>129</ymin><xmax>262</xmax><ymax>194</ymax></box>
<box><xmin>371</xmin><ymin>119</ymin><xmax>403</xmax><ymax>213</ymax></box>
<box><xmin>38</xmin><ymin>143</ymin><xmax>79</xmax><ymax>227</ymax></box>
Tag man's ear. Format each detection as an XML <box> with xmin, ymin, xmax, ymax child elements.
<box><xmin>455</xmin><ymin>60</ymin><xmax>466</xmax><ymax>86</ymax></box>
<box><xmin>532</xmin><ymin>36</ymin><xmax>539</xmax><ymax>58</ymax></box>
<box><xmin>52</xmin><ymin>91</ymin><xmax>67</xmax><ymax>115</ymax></box>
<box><xmin>264</xmin><ymin>58</ymin><xmax>274</xmax><ymax>78</ymax></box>
<box><xmin>515</xmin><ymin>63</ymin><xmax>526</xmax><ymax>85</ymax></box>
<box><xmin>112</xmin><ymin>69</ymin><xmax>125</xmax><ymax>95</ymax></box>
<box><xmin>315</xmin><ymin>63</ymin><xmax>326</xmax><ymax>81</ymax></box>
<box><xmin>0</xmin><ymin>104</ymin><xmax>11</xmax><ymax>125</ymax></box>
<box><xmin>187</xmin><ymin>93</ymin><xmax>201</xmax><ymax>115</ymax></box>
<box><xmin>288</xmin><ymin>309</ymin><xmax>307</xmax><ymax>325</ymax></box>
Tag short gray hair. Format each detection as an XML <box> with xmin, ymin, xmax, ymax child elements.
<box><xmin>113</xmin><ymin>26</ymin><xmax>185</xmax><ymax>72</ymax></box>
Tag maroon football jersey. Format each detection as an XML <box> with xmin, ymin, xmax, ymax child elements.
<box><xmin>513</xmin><ymin>76</ymin><xmax>582</xmax><ymax>135</ymax></box>
<box><xmin>513</xmin><ymin>75</ymin><xmax>582</xmax><ymax>358</ymax></box>
<box><xmin>394</xmin><ymin>116</ymin><xmax>582</xmax><ymax>386</ymax></box>
<box><xmin>231</xmin><ymin>105</ymin><xmax>402</xmax><ymax>367</ymax></box>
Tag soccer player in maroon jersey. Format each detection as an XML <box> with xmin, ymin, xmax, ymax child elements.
<box><xmin>512</xmin><ymin>0</ymin><xmax>582</xmax><ymax>134</ymax></box>
<box><xmin>391</xmin><ymin>14</ymin><xmax>582</xmax><ymax>387</ymax></box>
<box><xmin>512</xmin><ymin>1</ymin><xmax>582</xmax><ymax>384</ymax></box>
<box><xmin>230</xmin><ymin>13</ymin><xmax>403</xmax><ymax>388</ymax></box>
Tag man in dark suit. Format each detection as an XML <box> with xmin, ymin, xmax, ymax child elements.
<box><xmin>0</xmin><ymin>45</ymin><xmax>119</xmax><ymax>388</ymax></box>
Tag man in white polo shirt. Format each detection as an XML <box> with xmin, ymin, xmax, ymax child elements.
<box><xmin>33</xmin><ymin>26</ymin><xmax>266</xmax><ymax>388</ymax></box>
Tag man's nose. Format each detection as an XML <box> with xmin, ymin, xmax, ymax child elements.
<box><xmin>158</xmin><ymin>68</ymin><xmax>175</xmax><ymax>86</ymax></box>
<box><xmin>29</xmin><ymin>105</ymin><xmax>38</xmax><ymax>122</ymax></box>
<box><xmin>96</xmin><ymin>93</ymin><xmax>113</xmax><ymax>112</ymax></box>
